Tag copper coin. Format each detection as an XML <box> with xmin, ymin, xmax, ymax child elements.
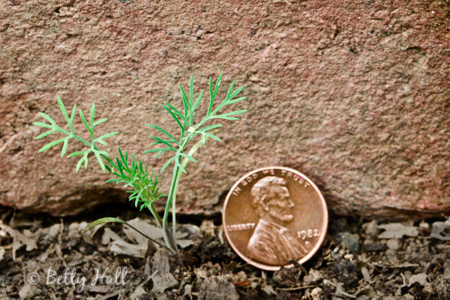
<box><xmin>223</xmin><ymin>166</ymin><xmax>328</xmax><ymax>271</ymax></box>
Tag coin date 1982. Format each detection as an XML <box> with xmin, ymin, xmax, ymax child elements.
<box><xmin>298</xmin><ymin>229</ymin><xmax>321</xmax><ymax>240</ymax></box>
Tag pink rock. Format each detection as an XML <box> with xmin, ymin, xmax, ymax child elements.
<box><xmin>0</xmin><ymin>0</ymin><xmax>449</xmax><ymax>218</ymax></box>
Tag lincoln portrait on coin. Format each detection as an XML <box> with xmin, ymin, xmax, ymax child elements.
<box><xmin>247</xmin><ymin>176</ymin><xmax>308</xmax><ymax>265</ymax></box>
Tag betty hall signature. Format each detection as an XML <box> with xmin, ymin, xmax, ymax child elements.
<box><xmin>26</xmin><ymin>266</ymin><xmax>130</xmax><ymax>293</ymax></box>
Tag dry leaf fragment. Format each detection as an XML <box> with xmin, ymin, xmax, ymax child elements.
<box><xmin>430</xmin><ymin>220</ymin><xmax>450</xmax><ymax>241</ymax></box>
<box><xmin>324</xmin><ymin>279</ymin><xmax>357</xmax><ymax>299</ymax></box>
<box><xmin>110</xmin><ymin>238</ymin><xmax>148</xmax><ymax>258</ymax></box>
<box><xmin>378</xmin><ymin>223</ymin><xmax>418</xmax><ymax>239</ymax></box>
<box><xmin>130</xmin><ymin>286</ymin><xmax>146</xmax><ymax>299</ymax></box>
<box><xmin>130</xmin><ymin>270</ymin><xmax>157</xmax><ymax>299</ymax></box>
<box><xmin>408</xmin><ymin>273</ymin><xmax>428</xmax><ymax>286</ymax></box>
<box><xmin>408</xmin><ymin>273</ymin><xmax>433</xmax><ymax>293</ymax></box>
<box><xmin>101</xmin><ymin>227</ymin><xmax>122</xmax><ymax>245</ymax></box>
<box><xmin>262</xmin><ymin>284</ymin><xmax>277</xmax><ymax>296</ymax></box>
<box><xmin>152</xmin><ymin>249</ymin><xmax>178</xmax><ymax>293</ymax></box>
<box><xmin>123</xmin><ymin>218</ymin><xmax>163</xmax><ymax>245</ymax></box>
<box><xmin>183</xmin><ymin>284</ymin><xmax>193</xmax><ymax>298</ymax></box>
<box><xmin>0</xmin><ymin>221</ymin><xmax>37</xmax><ymax>261</ymax></box>
<box><xmin>361</xmin><ymin>266</ymin><xmax>375</xmax><ymax>284</ymax></box>
<box><xmin>100</xmin><ymin>227</ymin><xmax>148</xmax><ymax>258</ymax></box>
<box><xmin>176</xmin><ymin>224</ymin><xmax>202</xmax><ymax>249</ymax></box>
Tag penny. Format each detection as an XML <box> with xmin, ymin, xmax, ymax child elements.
<box><xmin>223</xmin><ymin>166</ymin><xmax>328</xmax><ymax>271</ymax></box>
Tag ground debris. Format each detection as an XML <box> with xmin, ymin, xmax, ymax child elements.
<box><xmin>273</xmin><ymin>264</ymin><xmax>302</xmax><ymax>288</ymax></box>
<box><xmin>335</xmin><ymin>232</ymin><xmax>360</xmax><ymax>253</ymax></box>
<box><xmin>0</xmin><ymin>207</ymin><xmax>449</xmax><ymax>299</ymax></box>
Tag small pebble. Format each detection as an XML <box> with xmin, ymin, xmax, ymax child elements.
<box><xmin>68</xmin><ymin>222</ymin><xmax>79</xmax><ymax>238</ymax></box>
<box><xmin>303</xmin><ymin>269</ymin><xmax>323</xmax><ymax>284</ymax></box>
<box><xmin>236</xmin><ymin>271</ymin><xmax>247</xmax><ymax>281</ymax></box>
<box><xmin>336</xmin><ymin>232</ymin><xmax>360</xmax><ymax>253</ymax></box>
<box><xmin>385</xmin><ymin>249</ymin><xmax>398</xmax><ymax>264</ymax></box>
<box><xmin>19</xmin><ymin>284</ymin><xmax>39</xmax><ymax>298</ymax></box>
<box><xmin>386</xmin><ymin>239</ymin><xmax>401</xmax><ymax>251</ymax></box>
<box><xmin>363</xmin><ymin>220</ymin><xmax>378</xmax><ymax>237</ymax></box>
<box><xmin>311</xmin><ymin>287</ymin><xmax>323</xmax><ymax>300</ymax></box>
<box><xmin>48</xmin><ymin>224</ymin><xmax>61</xmax><ymax>239</ymax></box>
<box><xmin>344</xmin><ymin>253</ymin><xmax>354</xmax><ymax>260</ymax></box>
<box><xmin>419</xmin><ymin>221</ymin><xmax>429</xmax><ymax>230</ymax></box>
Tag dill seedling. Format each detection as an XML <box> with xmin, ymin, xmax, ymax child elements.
<box><xmin>33</xmin><ymin>74</ymin><xmax>247</xmax><ymax>254</ymax></box>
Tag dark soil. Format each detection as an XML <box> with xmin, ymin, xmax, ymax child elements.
<box><xmin>1</xmin><ymin>204</ymin><xmax>449</xmax><ymax>300</ymax></box>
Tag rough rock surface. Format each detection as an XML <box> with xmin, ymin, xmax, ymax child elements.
<box><xmin>0</xmin><ymin>0</ymin><xmax>449</xmax><ymax>217</ymax></box>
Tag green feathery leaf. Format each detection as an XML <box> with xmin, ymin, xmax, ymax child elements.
<box><xmin>95</xmin><ymin>151</ymin><xmax>106</xmax><ymax>171</ymax></box>
<box><xmin>90</xmin><ymin>103</ymin><xmax>96</xmax><ymax>127</ymax></box>
<box><xmin>95</xmin><ymin>132</ymin><xmax>119</xmax><ymax>143</ymax></box>
<box><xmin>61</xmin><ymin>139</ymin><xmax>69</xmax><ymax>157</ymax></box>
<box><xmin>38</xmin><ymin>112</ymin><xmax>55</xmax><ymax>125</ymax></box>
<box><xmin>35</xmin><ymin>130</ymin><xmax>55</xmax><ymax>140</ymax></box>
<box><xmin>68</xmin><ymin>151</ymin><xmax>85</xmax><ymax>157</ymax></box>
<box><xmin>197</xmin><ymin>124</ymin><xmax>223</xmax><ymax>133</ymax></box>
<box><xmin>79</xmin><ymin>109</ymin><xmax>93</xmax><ymax>137</ymax></box>
<box><xmin>33</xmin><ymin>122</ymin><xmax>53</xmax><ymax>129</ymax></box>
<box><xmin>192</xmin><ymin>89</ymin><xmax>204</xmax><ymax>114</ymax></box>
<box><xmin>38</xmin><ymin>137</ymin><xmax>68</xmax><ymax>153</ymax></box>
<box><xmin>202</xmin><ymin>132</ymin><xmax>222</xmax><ymax>142</ymax></box>
<box><xmin>93</xmin><ymin>118</ymin><xmax>108</xmax><ymax>128</ymax></box>
<box><xmin>57</xmin><ymin>96</ymin><xmax>70</xmax><ymax>124</ymax></box>
<box><xmin>146</xmin><ymin>125</ymin><xmax>179</xmax><ymax>145</ymax></box>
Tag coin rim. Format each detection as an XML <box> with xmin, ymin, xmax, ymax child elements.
<box><xmin>222</xmin><ymin>166</ymin><xmax>328</xmax><ymax>271</ymax></box>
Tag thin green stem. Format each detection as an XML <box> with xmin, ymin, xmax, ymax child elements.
<box><xmin>149</xmin><ymin>202</ymin><xmax>163</xmax><ymax>227</ymax></box>
<box><xmin>162</xmin><ymin>136</ymin><xmax>191</xmax><ymax>252</ymax></box>
<box><xmin>171</xmin><ymin>156</ymin><xmax>183</xmax><ymax>247</ymax></box>
<box><xmin>162</xmin><ymin>165</ymin><xmax>179</xmax><ymax>252</ymax></box>
<box><xmin>162</xmin><ymin>134</ymin><xmax>212</xmax><ymax>252</ymax></box>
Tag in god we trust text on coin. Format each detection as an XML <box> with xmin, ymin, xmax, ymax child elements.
<box><xmin>223</xmin><ymin>166</ymin><xmax>328</xmax><ymax>271</ymax></box>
